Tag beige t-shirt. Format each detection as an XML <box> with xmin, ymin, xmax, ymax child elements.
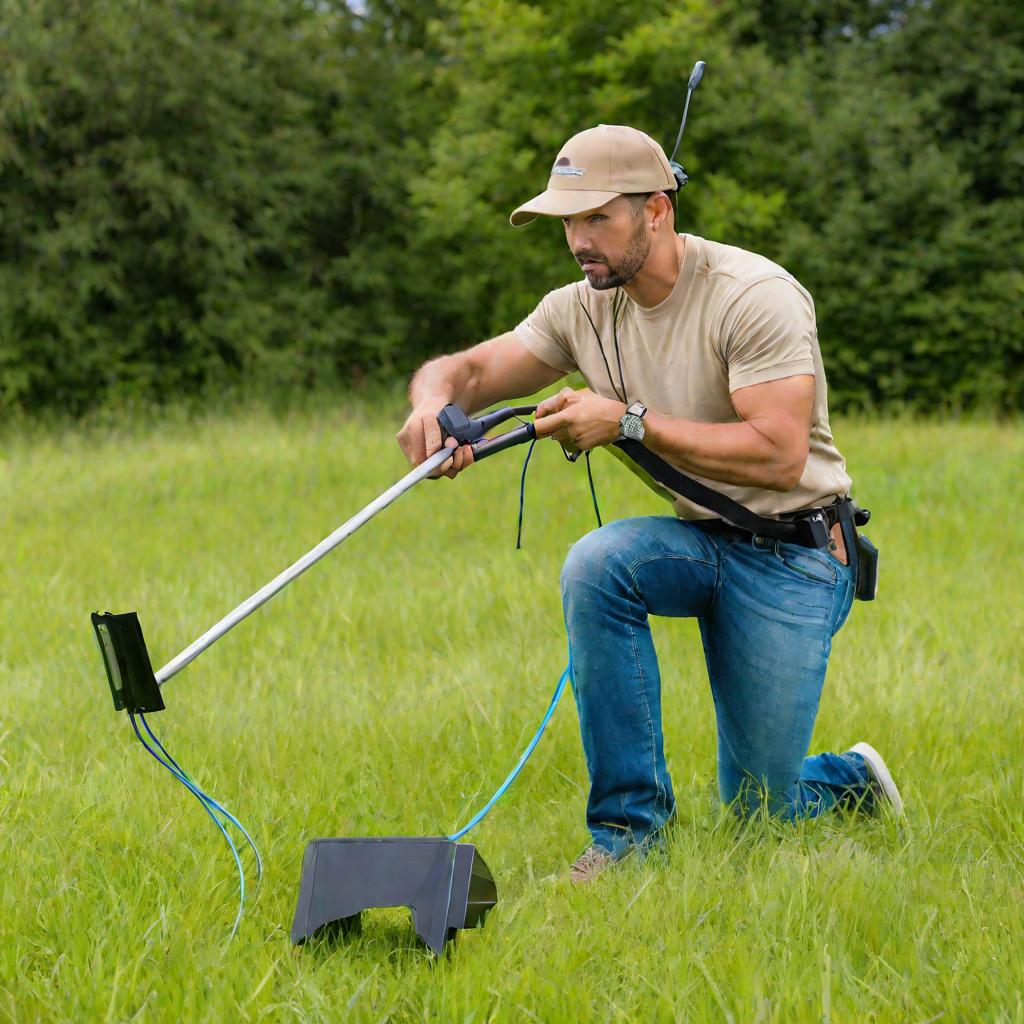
<box><xmin>514</xmin><ymin>233</ymin><xmax>852</xmax><ymax>520</ymax></box>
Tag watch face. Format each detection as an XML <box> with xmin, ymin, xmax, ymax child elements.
<box><xmin>621</xmin><ymin>415</ymin><xmax>644</xmax><ymax>441</ymax></box>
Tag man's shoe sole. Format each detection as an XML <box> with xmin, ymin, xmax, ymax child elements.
<box><xmin>569</xmin><ymin>844</ymin><xmax>637</xmax><ymax>884</ymax></box>
<box><xmin>848</xmin><ymin>741</ymin><xmax>904</xmax><ymax>817</ymax></box>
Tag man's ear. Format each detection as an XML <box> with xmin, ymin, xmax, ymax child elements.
<box><xmin>648</xmin><ymin>192</ymin><xmax>674</xmax><ymax>232</ymax></box>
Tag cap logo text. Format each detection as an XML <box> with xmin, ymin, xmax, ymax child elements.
<box><xmin>552</xmin><ymin>156</ymin><xmax>585</xmax><ymax>176</ymax></box>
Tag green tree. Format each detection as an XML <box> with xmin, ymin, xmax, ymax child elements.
<box><xmin>0</xmin><ymin>0</ymin><xmax>1020</xmax><ymax>413</ymax></box>
<box><xmin>0</xmin><ymin>0</ymin><xmax>447</xmax><ymax>412</ymax></box>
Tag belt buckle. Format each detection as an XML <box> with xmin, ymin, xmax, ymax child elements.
<box><xmin>804</xmin><ymin>511</ymin><xmax>831</xmax><ymax>548</ymax></box>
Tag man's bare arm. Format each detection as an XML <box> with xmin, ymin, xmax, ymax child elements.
<box><xmin>399</xmin><ymin>332</ymin><xmax>565</xmax><ymax>476</ymax></box>
<box><xmin>642</xmin><ymin>375</ymin><xmax>815</xmax><ymax>490</ymax></box>
<box><xmin>409</xmin><ymin>331</ymin><xmax>564</xmax><ymax>413</ymax></box>
<box><xmin>534</xmin><ymin>374</ymin><xmax>815</xmax><ymax>491</ymax></box>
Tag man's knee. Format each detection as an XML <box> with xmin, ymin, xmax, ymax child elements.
<box><xmin>560</xmin><ymin>521</ymin><xmax>633</xmax><ymax>595</ymax></box>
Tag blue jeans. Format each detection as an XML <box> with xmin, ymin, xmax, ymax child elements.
<box><xmin>560</xmin><ymin>516</ymin><xmax>870</xmax><ymax>857</ymax></box>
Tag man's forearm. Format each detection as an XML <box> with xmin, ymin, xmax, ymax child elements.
<box><xmin>643</xmin><ymin>411</ymin><xmax>807</xmax><ymax>492</ymax></box>
<box><xmin>408</xmin><ymin>334</ymin><xmax>558</xmax><ymax>415</ymax></box>
<box><xmin>408</xmin><ymin>353</ymin><xmax>477</xmax><ymax>410</ymax></box>
<box><xmin>533</xmin><ymin>383</ymin><xmax>810</xmax><ymax>491</ymax></box>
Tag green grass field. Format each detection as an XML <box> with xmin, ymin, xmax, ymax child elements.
<box><xmin>2</xmin><ymin>401</ymin><xmax>1023</xmax><ymax>1023</ymax></box>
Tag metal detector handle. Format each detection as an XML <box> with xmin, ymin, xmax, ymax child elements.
<box><xmin>471</xmin><ymin>422</ymin><xmax>536</xmax><ymax>461</ymax></box>
<box><xmin>437</xmin><ymin>403</ymin><xmax>538</xmax><ymax>446</ymax></box>
<box><xmin>437</xmin><ymin>404</ymin><xmax>477</xmax><ymax>444</ymax></box>
<box><xmin>476</xmin><ymin>404</ymin><xmax>537</xmax><ymax>434</ymax></box>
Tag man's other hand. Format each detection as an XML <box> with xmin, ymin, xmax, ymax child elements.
<box><xmin>396</xmin><ymin>402</ymin><xmax>475</xmax><ymax>479</ymax></box>
<box><xmin>534</xmin><ymin>387</ymin><xmax>626</xmax><ymax>452</ymax></box>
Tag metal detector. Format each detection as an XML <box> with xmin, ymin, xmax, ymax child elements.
<box><xmin>91</xmin><ymin>403</ymin><xmax>537</xmax><ymax>955</ymax></box>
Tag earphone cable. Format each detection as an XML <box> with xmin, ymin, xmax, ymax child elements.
<box><xmin>576</xmin><ymin>287</ymin><xmax>625</xmax><ymax>404</ymax></box>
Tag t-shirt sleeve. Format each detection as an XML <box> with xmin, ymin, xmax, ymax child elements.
<box><xmin>513</xmin><ymin>288</ymin><xmax>578</xmax><ymax>373</ymax></box>
<box><xmin>720</xmin><ymin>276</ymin><xmax>817</xmax><ymax>392</ymax></box>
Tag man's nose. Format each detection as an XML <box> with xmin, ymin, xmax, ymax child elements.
<box><xmin>566</xmin><ymin>224</ymin><xmax>591</xmax><ymax>254</ymax></box>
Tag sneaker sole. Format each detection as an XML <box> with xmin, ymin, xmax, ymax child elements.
<box><xmin>848</xmin><ymin>741</ymin><xmax>904</xmax><ymax>817</ymax></box>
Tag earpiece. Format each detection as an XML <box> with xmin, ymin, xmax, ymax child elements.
<box><xmin>668</xmin><ymin>60</ymin><xmax>706</xmax><ymax>191</ymax></box>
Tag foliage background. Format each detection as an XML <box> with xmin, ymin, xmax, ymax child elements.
<box><xmin>1</xmin><ymin>0</ymin><xmax>1022</xmax><ymax>414</ymax></box>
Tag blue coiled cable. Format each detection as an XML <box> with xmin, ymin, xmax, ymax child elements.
<box><xmin>138</xmin><ymin>713</ymin><xmax>262</xmax><ymax>877</ymax></box>
<box><xmin>446</xmin><ymin>651</ymin><xmax>573</xmax><ymax>842</ymax></box>
<box><xmin>129</xmin><ymin>711</ymin><xmax>261</xmax><ymax>941</ymax></box>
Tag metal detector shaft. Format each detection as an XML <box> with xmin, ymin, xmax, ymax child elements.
<box><xmin>155</xmin><ymin>446</ymin><xmax>454</xmax><ymax>685</ymax></box>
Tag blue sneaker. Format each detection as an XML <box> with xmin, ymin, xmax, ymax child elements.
<box><xmin>847</xmin><ymin>742</ymin><xmax>904</xmax><ymax>816</ymax></box>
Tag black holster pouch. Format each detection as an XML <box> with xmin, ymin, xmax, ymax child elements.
<box><xmin>853</xmin><ymin>532</ymin><xmax>879</xmax><ymax>601</ymax></box>
<box><xmin>839</xmin><ymin>506</ymin><xmax>879</xmax><ymax>602</ymax></box>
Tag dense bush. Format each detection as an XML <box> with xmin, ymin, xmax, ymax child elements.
<box><xmin>0</xmin><ymin>0</ymin><xmax>1021</xmax><ymax>414</ymax></box>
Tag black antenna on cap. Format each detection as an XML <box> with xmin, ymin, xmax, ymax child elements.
<box><xmin>669</xmin><ymin>60</ymin><xmax>706</xmax><ymax>189</ymax></box>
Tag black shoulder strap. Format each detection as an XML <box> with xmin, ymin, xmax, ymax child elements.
<box><xmin>612</xmin><ymin>438</ymin><xmax>831</xmax><ymax>548</ymax></box>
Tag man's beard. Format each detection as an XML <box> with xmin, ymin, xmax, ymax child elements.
<box><xmin>578</xmin><ymin>219</ymin><xmax>651</xmax><ymax>290</ymax></box>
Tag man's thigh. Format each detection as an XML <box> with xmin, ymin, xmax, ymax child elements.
<box><xmin>561</xmin><ymin>516</ymin><xmax>720</xmax><ymax>618</ymax></box>
<box><xmin>700</xmin><ymin>536</ymin><xmax>854</xmax><ymax>810</ymax></box>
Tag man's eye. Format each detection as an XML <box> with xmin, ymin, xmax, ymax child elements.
<box><xmin>589</xmin><ymin>216</ymin><xmax>606</xmax><ymax>223</ymax></box>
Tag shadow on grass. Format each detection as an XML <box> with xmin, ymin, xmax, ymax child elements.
<box><xmin>297</xmin><ymin>907</ymin><xmax>439</xmax><ymax>966</ymax></box>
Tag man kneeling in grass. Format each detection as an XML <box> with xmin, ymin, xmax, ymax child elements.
<box><xmin>397</xmin><ymin>124</ymin><xmax>903</xmax><ymax>882</ymax></box>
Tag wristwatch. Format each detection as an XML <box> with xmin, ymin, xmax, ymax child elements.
<box><xmin>619</xmin><ymin>401</ymin><xmax>648</xmax><ymax>442</ymax></box>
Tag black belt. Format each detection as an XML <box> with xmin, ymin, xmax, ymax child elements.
<box><xmin>781</xmin><ymin>497</ymin><xmax>868</xmax><ymax>532</ymax></box>
<box><xmin>691</xmin><ymin>517</ymin><xmax>750</xmax><ymax>540</ymax></box>
<box><xmin>614</xmin><ymin>437</ymin><xmax>869</xmax><ymax>549</ymax></box>
<box><xmin>694</xmin><ymin>499</ymin><xmax>863</xmax><ymax>541</ymax></box>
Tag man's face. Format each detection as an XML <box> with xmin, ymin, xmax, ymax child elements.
<box><xmin>561</xmin><ymin>195</ymin><xmax>651</xmax><ymax>290</ymax></box>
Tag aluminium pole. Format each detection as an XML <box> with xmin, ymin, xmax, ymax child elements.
<box><xmin>155</xmin><ymin>446</ymin><xmax>456</xmax><ymax>685</ymax></box>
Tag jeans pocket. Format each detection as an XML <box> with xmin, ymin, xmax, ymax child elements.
<box><xmin>773</xmin><ymin>541</ymin><xmax>839</xmax><ymax>586</ymax></box>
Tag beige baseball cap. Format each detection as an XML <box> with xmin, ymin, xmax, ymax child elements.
<box><xmin>510</xmin><ymin>124</ymin><xmax>676</xmax><ymax>227</ymax></box>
